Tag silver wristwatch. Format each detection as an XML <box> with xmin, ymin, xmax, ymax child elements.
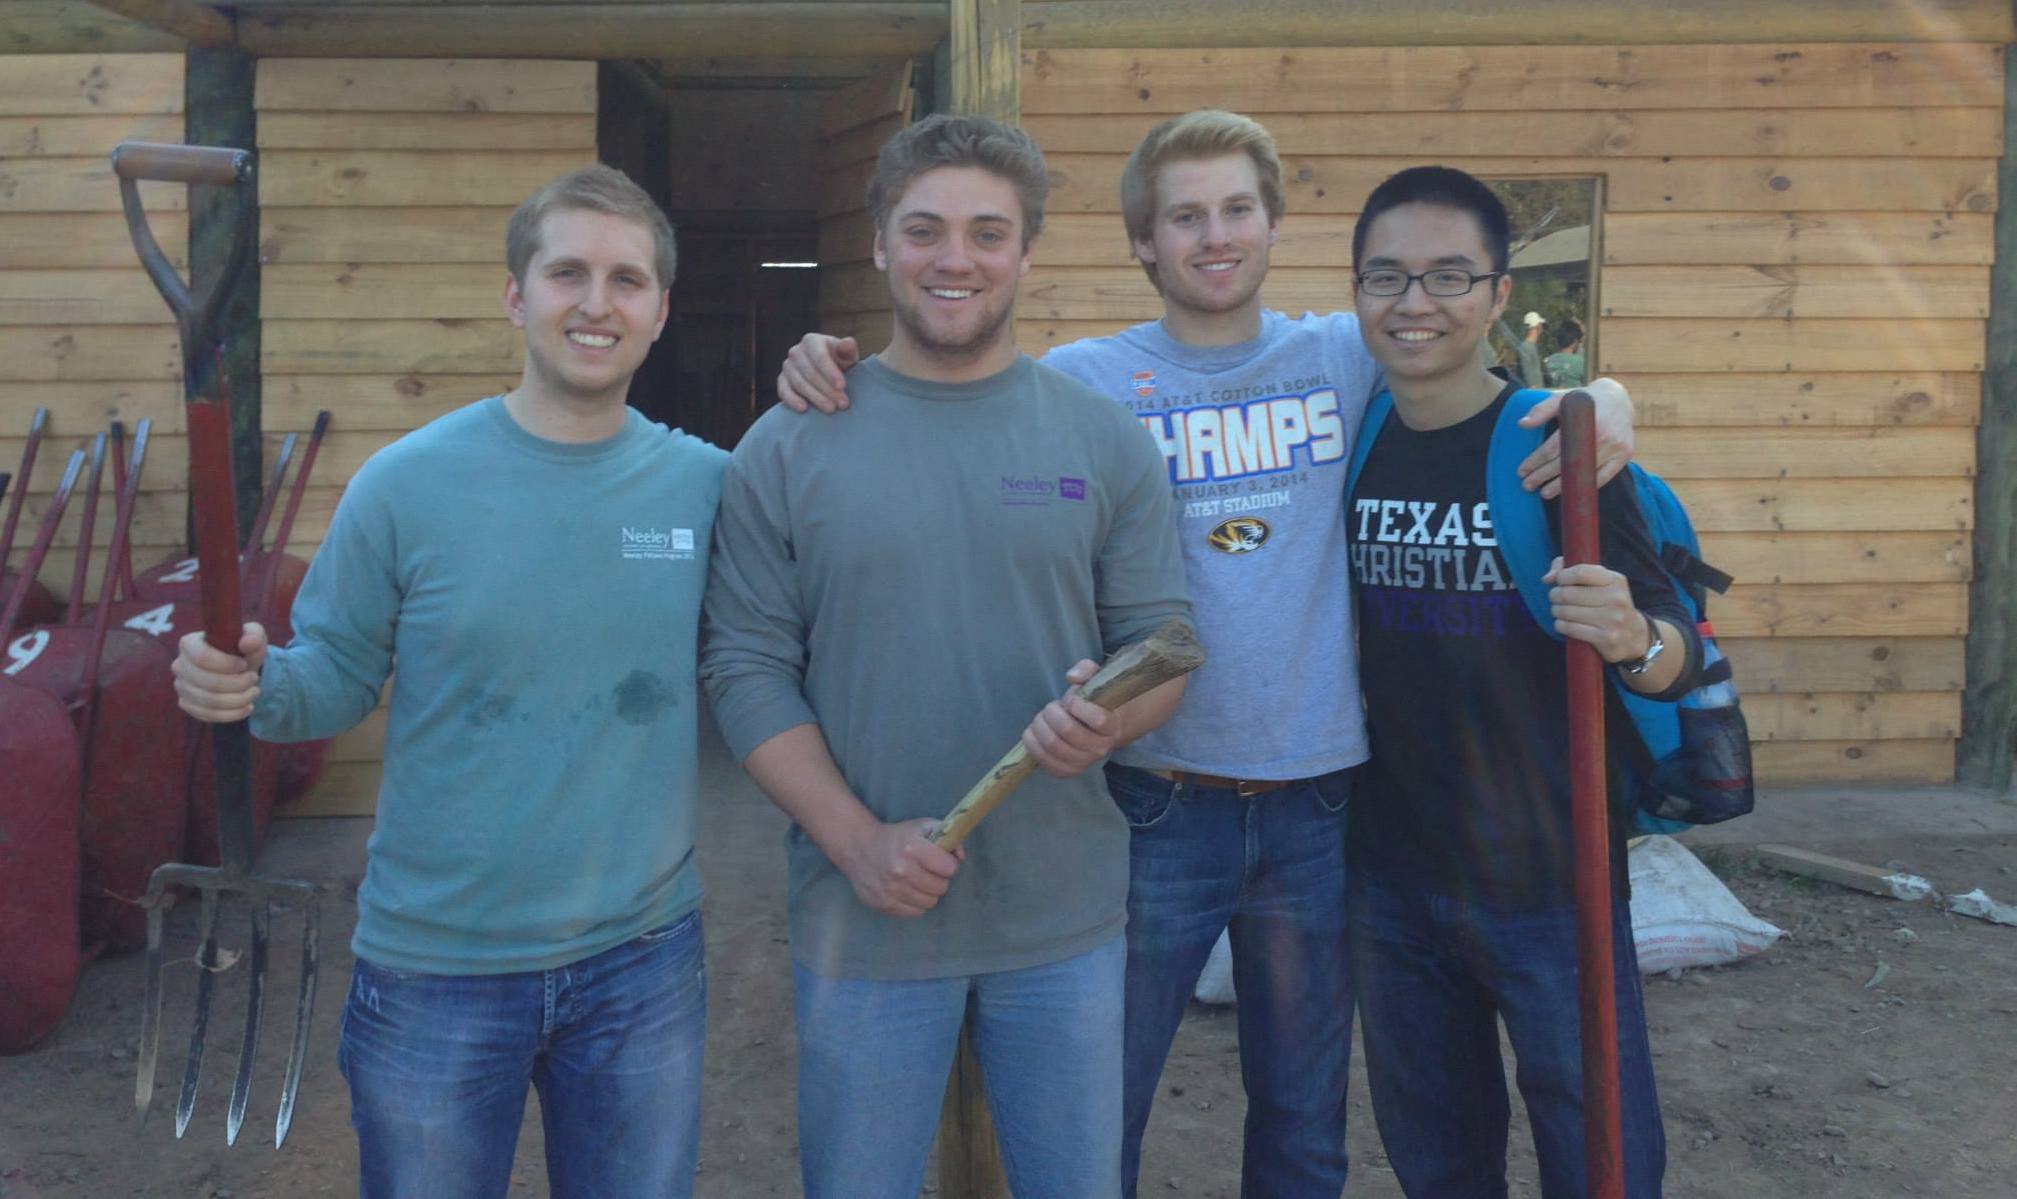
<box><xmin>1620</xmin><ymin>613</ymin><xmax>1665</xmax><ymax>676</ymax></box>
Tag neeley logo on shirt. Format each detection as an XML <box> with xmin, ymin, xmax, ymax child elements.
<box><xmin>999</xmin><ymin>475</ymin><xmax>1087</xmax><ymax>506</ymax></box>
<box><xmin>620</xmin><ymin>526</ymin><xmax>696</xmax><ymax>560</ymax></box>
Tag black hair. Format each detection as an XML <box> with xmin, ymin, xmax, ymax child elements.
<box><xmin>1558</xmin><ymin>318</ymin><xmax>1585</xmax><ymax>349</ymax></box>
<box><xmin>1351</xmin><ymin>165</ymin><xmax>1513</xmax><ymax>272</ymax></box>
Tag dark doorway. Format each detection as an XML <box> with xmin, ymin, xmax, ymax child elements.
<box><xmin>597</xmin><ymin>60</ymin><xmax>849</xmax><ymax>450</ymax></box>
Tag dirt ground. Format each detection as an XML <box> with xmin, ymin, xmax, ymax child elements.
<box><xmin>4</xmin><ymin>734</ymin><xmax>2015</xmax><ymax>1198</ymax></box>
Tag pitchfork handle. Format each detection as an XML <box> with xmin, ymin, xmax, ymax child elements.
<box><xmin>111</xmin><ymin>142</ymin><xmax>250</xmax><ymax>187</ymax></box>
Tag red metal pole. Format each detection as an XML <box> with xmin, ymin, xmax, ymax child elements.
<box><xmin>1559</xmin><ymin>392</ymin><xmax>1624</xmax><ymax>1199</ymax></box>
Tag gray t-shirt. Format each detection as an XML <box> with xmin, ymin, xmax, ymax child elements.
<box><xmin>1043</xmin><ymin>311</ymin><xmax>1379</xmax><ymax>779</ymax></box>
<box><xmin>701</xmin><ymin>354</ymin><xmax>1192</xmax><ymax>980</ymax></box>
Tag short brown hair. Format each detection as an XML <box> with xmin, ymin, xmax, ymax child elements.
<box><xmin>506</xmin><ymin>165</ymin><xmax>678</xmax><ymax>290</ymax></box>
<box><xmin>1120</xmin><ymin>110</ymin><xmax>1286</xmax><ymax>275</ymax></box>
<box><xmin>865</xmin><ymin>114</ymin><xmax>1050</xmax><ymax>244</ymax></box>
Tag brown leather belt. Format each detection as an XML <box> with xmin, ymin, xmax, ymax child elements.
<box><xmin>1147</xmin><ymin>768</ymin><xmax>1293</xmax><ymax>797</ymax></box>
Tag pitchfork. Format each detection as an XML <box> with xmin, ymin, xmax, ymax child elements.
<box><xmin>116</xmin><ymin>141</ymin><xmax>322</xmax><ymax>1149</ymax></box>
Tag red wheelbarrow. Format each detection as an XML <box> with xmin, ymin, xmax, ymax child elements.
<box><xmin>4</xmin><ymin>428</ymin><xmax>191</xmax><ymax>956</ymax></box>
<box><xmin>0</xmin><ymin>449</ymin><xmax>87</xmax><ymax>1053</ymax></box>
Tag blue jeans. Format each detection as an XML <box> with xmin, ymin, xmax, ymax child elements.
<box><xmin>1107</xmin><ymin>763</ymin><xmax>1354</xmax><ymax>1199</ymax></box>
<box><xmin>337</xmin><ymin>911</ymin><xmax>707</xmax><ymax>1199</ymax></box>
<box><xmin>1349</xmin><ymin>874</ymin><xmax>1666</xmax><ymax>1198</ymax></box>
<box><xmin>792</xmin><ymin>934</ymin><xmax>1124</xmax><ymax>1199</ymax></box>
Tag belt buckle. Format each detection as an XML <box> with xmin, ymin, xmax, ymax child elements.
<box><xmin>1235</xmin><ymin>778</ymin><xmax>1267</xmax><ymax>798</ymax></box>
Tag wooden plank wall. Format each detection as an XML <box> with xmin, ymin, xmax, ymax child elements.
<box><xmin>1017</xmin><ymin>42</ymin><xmax>2002</xmax><ymax>784</ymax></box>
<box><xmin>256</xmin><ymin>57</ymin><xmax>596</xmax><ymax>814</ymax></box>
<box><xmin>0</xmin><ymin>54</ymin><xmax>188</xmax><ymax>606</ymax></box>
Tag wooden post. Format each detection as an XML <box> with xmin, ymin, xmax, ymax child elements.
<box><xmin>1959</xmin><ymin>43</ymin><xmax>2017</xmax><ymax>792</ymax></box>
<box><xmin>949</xmin><ymin>0</ymin><xmax>1019</xmax><ymax>122</ymax></box>
<box><xmin>937</xmin><ymin>1009</ymin><xmax>1010</xmax><ymax>1198</ymax></box>
<box><xmin>938</xmin><ymin>9</ymin><xmax>1021</xmax><ymax>1191</ymax></box>
<box><xmin>184</xmin><ymin>45</ymin><xmax>262</xmax><ymax>535</ymax></box>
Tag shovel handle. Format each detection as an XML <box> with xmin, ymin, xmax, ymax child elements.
<box><xmin>111</xmin><ymin>142</ymin><xmax>250</xmax><ymax>187</ymax></box>
<box><xmin>1559</xmin><ymin>392</ymin><xmax>1625</xmax><ymax>1199</ymax></box>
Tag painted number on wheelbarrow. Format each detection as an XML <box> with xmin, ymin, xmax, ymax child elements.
<box><xmin>160</xmin><ymin>557</ymin><xmax>200</xmax><ymax>583</ymax></box>
<box><xmin>123</xmin><ymin>603</ymin><xmax>177</xmax><ymax>638</ymax></box>
<box><xmin>4</xmin><ymin>630</ymin><xmax>49</xmax><ymax>676</ymax></box>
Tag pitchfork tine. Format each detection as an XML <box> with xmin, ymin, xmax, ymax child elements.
<box><xmin>174</xmin><ymin>887</ymin><xmax>222</xmax><ymax>1139</ymax></box>
<box><xmin>134</xmin><ymin>882</ymin><xmax>170</xmax><ymax>1127</ymax></box>
<box><xmin>226</xmin><ymin>901</ymin><xmax>272</xmax><ymax>1146</ymax></box>
<box><xmin>275</xmin><ymin>890</ymin><xmax>321</xmax><ymax>1148</ymax></box>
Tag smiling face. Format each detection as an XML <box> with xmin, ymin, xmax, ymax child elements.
<box><xmin>874</xmin><ymin>165</ymin><xmax>1032</xmax><ymax>381</ymax></box>
<box><xmin>1134</xmin><ymin>153</ymin><xmax>1278</xmax><ymax>334</ymax></box>
<box><xmin>1353</xmin><ymin>200</ymin><xmax>1513</xmax><ymax>398</ymax></box>
<box><xmin>504</xmin><ymin>206</ymin><xmax>670</xmax><ymax>410</ymax></box>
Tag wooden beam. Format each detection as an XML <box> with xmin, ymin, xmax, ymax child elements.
<box><xmin>1959</xmin><ymin>39</ymin><xmax>2017</xmax><ymax>792</ymax></box>
<box><xmin>948</xmin><ymin>0</ymin><xmax>1018</xmax><ymax>122</ymax></box>
<box><xmin>1756</xmin><ymin>845</ymin><xmax>1936</xmax><ymax>900</ymax></box>
<box><xmin>1020</xmin><ymin>0</ymin><xmax>2017</xmax><ymax>49</ymax></box>
<box><xmin>83</xmin><ymin>0</ymin><xmax>233</xmax><ymax>47</ymax></box>
<box><xmin>236</xmin><ymin>5</ymin><xmax>946</xmax><ymax>59</ymax></box>
<box><xmin>1</xmin><ymin>1</ymin><xmax>186</xmax><ymax>52</ymax></box>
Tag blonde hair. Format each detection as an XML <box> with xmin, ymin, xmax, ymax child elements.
<box><xmin>1120</xmin><ymin>110</ymin><xmax>1286</xmax><ymax>283</ymax></box>
<box><xmin>505</xmin><ymin>165</ymin><xmax>678</xmax><ymax>290</ymax></box>
<box><xmin>865</xmin><ymin>113</ymin><xmax>1050</xmax><ymax>244</ymax></box>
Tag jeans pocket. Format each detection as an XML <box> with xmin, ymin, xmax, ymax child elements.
<box><xmin>636</xmin><ymin>910</ymin><xmax>700</xmax><ymax>945</ymax></box>
<box><xmin>1104</xmin><ymin>765</ymin><xmax>1177</xmax><ymax>830</ymax></box>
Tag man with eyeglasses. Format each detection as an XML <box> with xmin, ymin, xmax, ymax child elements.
<box><xmin>775</xmin><ymin>113</ymin><xmax>1642</xmax><ymax>1198</ymax></box>
<box><xmin>1343</xmin><ymin>165</ymin><xmax>1694</xmax><ymax>1198</ymax></box>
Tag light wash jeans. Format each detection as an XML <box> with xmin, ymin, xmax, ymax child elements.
<box><xmin>337</xmin><ymin>910</ymin><xmax>707</xmax><ymax>1199</ymax></box>
<box><xmin>792</xmin><ymin>933</ymin><xmax>1125</xmax><ymax>1199</ymax></box>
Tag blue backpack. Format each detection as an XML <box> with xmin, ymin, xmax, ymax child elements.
<box><xmin>1347</xmin><ymin>388</ymin><xmax>1755</xmax><ymax>833</ymax></box>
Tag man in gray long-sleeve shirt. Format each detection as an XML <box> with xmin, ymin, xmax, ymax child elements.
<box><xmin>701</xmin><ymin>115</ymin><xmax>1192</xmax><ymax>1199</ymax></box>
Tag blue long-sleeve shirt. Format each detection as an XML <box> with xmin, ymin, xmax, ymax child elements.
<box><xmin>255</xmin><ymin>398</ymin><xmax>727</xmax><ymax>973</ymax></box>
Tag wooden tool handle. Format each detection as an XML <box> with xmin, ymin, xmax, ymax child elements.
<box><xmin>932</xmin><ymin>619</ymin><xmax>1205</xmax><ymax>851</ymax></box>
<box><xmin>111</xmin><ymin>141</ymin><xmax>250</xmax><ymax>187</ymax></box>
<box><xmin>1559</xmin><ymin>392</ymin><xmax>1625</xmax><ymax>1199</ymax></box>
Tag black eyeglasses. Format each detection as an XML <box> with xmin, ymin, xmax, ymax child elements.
<box><xmin>1354</xmin><ymin>268</ymin><xmax>1504</xmax><ymax>298</ymax></box>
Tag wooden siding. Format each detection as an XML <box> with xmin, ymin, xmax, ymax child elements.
<box><xmin>0</xmin><ymin>54</ymin><xmax>189</xmax><ymax>606</ymax></box>
<box><xmin>257</xmin><ymin>57</ymin><xmax>597</xmax><ymax>815</ymax></box>
<box><xmin>1017</xmin><ymin>41</ymin><xmax>2003</xmax><ymax>784</ymax></box>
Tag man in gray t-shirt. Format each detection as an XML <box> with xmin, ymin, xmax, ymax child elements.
<box><xmin>702</xmin><ymin>115</ymin><xmax>1191</xmax><ymax>1199</ymax></box>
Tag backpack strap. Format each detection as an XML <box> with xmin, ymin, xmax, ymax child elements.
<box><xmin>1344</xmin><ymin>387</ymin><xmax>1395</xmax><ymax>505</ymax></box>
<box><xmin>1483</xmin><ymin>389</ymin><xmax>1557</xmax><ymax>634</ymax></box>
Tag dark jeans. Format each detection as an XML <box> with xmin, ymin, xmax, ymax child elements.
<box><xmin>337</xmin><ymin>911</ymin><xmax>707</xmax><ymax>1199</ymax></box>
<box><xmin>1107</xmin><ymin>763</ymin><xmax>1354</xmax><ymax>1199</ymax></box>
<box><xmin>1349</xmin><ymin>873</ymin><xmax>1666</xmax><ymax>1198</ymax></box>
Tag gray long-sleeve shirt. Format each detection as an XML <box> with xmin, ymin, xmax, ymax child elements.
<box><xmin>701</xmin><ymin>355</ymin><xmax>1192</xmax><ymax>980</ymax></box>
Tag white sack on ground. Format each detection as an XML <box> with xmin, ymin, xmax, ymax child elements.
<box><xmin>1194</xmin><ymin>930</ymin><xmax>1236</xmax><ymax>1005</ymax></box>
<box><xmin>1630</xmin><ymin>834</ymin><xmax>1784</xmax><ymax>973</ymax></box>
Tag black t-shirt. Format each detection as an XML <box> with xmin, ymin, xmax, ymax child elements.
<box><xmin>1347</xmin><ymin>383</ymin><xmax>1696</xmax><ymax>909</ymax></box>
